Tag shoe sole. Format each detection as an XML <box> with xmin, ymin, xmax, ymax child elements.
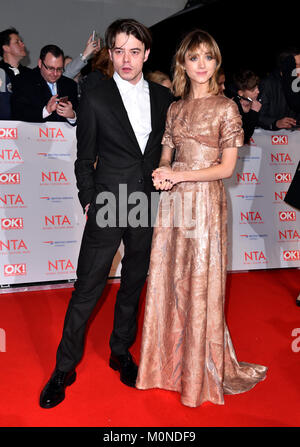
<box><xmin>39</xmin><ymin>371</ymin><xmax>77</xmax><ymax>409</ymax></box>
<box><xmin>109</xmin><ymin>359</ymin><xmax>136</xmax><ymax>388</ymax></box>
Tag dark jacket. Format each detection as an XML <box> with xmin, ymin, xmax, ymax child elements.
<box><xmin>75</xmin><ymin>77</ymin><xmax>173</xmax><ymax>210</ymax></box>
<box><xmin>0</xmin><ymin>68</ymin><xmax>11</xmax><ymax>119</ymax></box>
<box><xmin>281</xmin><ymin>55</ymin><xmax>300</xmax><ymax>113</ymax></box>
<box><xmin>11</xmin><ymin>66</ymin><xmax>78</xmax><ymax>123</ymax></box>
<box><xmin>0</xmin><ymin>60</ymin><xmax>32</xmax><ymax>120</ymax></box>
<box><xmin>232</xmin><ymin>96</ymin><xmax>259</xmax><ymax>144</ymax></box>
<box><xmin>258</xmin><ymin>69</ymin><xmax>300</xmax><ymax>130</ymax></box>
<box><xmin>284</xmin><ymin>161</ymin><xmax>300</xmax><ymax>210</ymax></box>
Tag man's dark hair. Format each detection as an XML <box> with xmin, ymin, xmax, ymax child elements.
<box><xmin>105</xmin><ymin>18</ymin><xmax>152</xmax><ymax>51</ymax></box>
<box><xmin>0</xmin><ymin>27</ymin><xmax>19</xmax><ymax>57</ymax></box>
<box><xmin>40</xmin><ymin>44</ymin><xmax>64</xmax><ymax>62</ymax></box>
<box><xmin>233</xmin><ymin>69</ymin><xmax>259</xmax><ymax>91</ymax></box>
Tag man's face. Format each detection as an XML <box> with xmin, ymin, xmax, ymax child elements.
<box><xmin>109</xmin><ymin>32</ymin><xmax>150</xmax><ymax>85</ymax></box>
<box><xmin>4</xmin><ymin>33</ymin><xmax>26</xmax><ymax>60</ymax></box>
<box><xmin>38</xmin><ymin>53</ymin><xmax>64</xmax><ymax>83</ymax></box>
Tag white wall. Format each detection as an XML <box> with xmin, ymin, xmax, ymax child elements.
<box><xmin>1</xmin><ymin>0</ymin><xmax>186</xmax><ymax>67</ymax></box>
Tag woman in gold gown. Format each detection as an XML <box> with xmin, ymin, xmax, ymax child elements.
<box><xmin>136</xmin><ymin>29</ymin><xmax>267</xmax><ymax>407</ymax></box>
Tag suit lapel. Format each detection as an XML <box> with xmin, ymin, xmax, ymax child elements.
<box><xmin>107</xmin><ymin>78</ymin><xmax>163</xmax><ymax>157</ymax></box>
<box><xmin>108</xmin><ymin>78</ymin><xmax>141</xmax><ymax>153</ymax></box>
<box><xmin>144</xmin><ymin>81</ymin><xmax>160</xmax><ymax>155</ymax></box>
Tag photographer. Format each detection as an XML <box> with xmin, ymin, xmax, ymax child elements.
<box><xmin>227</xmin><ymin>69</ymin><xmax>261</xmax><ymax>144</ymax></box>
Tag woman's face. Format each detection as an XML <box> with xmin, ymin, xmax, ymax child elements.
<box><xmin>183</xmin><ymin>44</ymin><xmax>217</xmax><ymax>88</ymax></box>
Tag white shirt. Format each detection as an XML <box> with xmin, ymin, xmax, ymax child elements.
<box><xmin>113</xmin><ymin>71</ymin><xmax>151</xmax><ymax>154</ymax></box>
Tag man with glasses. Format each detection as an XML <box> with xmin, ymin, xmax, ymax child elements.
<box><xmin>12</xmin><ymin>44</ymin><xmax>78</xmax><ymax>123</ymax></box>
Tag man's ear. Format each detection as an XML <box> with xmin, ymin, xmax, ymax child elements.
<box><xmin>144</xmin><ymin>48</ymin><xmax>150</xmax><ymax>63</ymax></box>
<box><xmin>38</xmin><ymin>59</ymin><xmax>42</xmax><ymax>69</ymax></box>
<box><xmin>2</xmin><ymin>44</ymin><xmax>10</xmax><ymax>54</ymax></box>
<box><xmin>237</xmin><ymin>89</ymin><xmax>244</xmax><ymax>97</ymax></box>
<box><xmin>108</xmin><ymin>49</ymin><xmax>113</xmax><ymax>62</ymax></box>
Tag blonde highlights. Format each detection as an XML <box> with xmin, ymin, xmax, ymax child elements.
<box><xmin>172</xmin><ymin>29</ymin><xmax>222</xmax><ymax>99</ymax></box>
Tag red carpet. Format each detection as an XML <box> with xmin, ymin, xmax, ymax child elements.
<box><xmin>0</xmin><ymin>268</ymin><xmax>299</xmax><ymax>427</ymax></box>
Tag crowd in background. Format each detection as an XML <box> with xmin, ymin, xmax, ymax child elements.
<box><xmin>0</xmin><ymin>26</ymin><xmax>300</xmax><ymax>145</ymax></box>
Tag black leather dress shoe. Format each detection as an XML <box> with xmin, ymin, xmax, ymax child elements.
<box><xmin>109</xmin><ymin>352</ymin><xmax>138</xmax><ymax>388</ymax></box>
<box><xmin>39</xmin><ymin>368</ymin><xmax>76</xmax><ymax>409</ymax></box>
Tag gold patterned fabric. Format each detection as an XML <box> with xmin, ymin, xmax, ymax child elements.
<box><xmin>136</xmin><ymin>95</ymin><xmax>267</xmax><ymax>407</ymax></box>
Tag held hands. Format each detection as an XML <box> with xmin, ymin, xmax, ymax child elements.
<box><xmin>152</xmin><ymin>166</ymin><xmax>179</xmax><ymax>190</ymax></box>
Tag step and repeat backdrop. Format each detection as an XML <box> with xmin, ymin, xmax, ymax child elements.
<box><xmin>0</xmin><ymin>122</ymin><xmax>299</xmax><ymax>286</ymax></box>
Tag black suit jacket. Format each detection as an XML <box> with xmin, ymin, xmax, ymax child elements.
<box><xmin>11</xmin><ymin>67</ymin><xmax>78</xmax><ymax>123</ymax></box>
<box><xmin>75</xmin><ymin>77</ymin><xmax>174</xmax><ymax>211</ymax></box>
<box><xmin>0</xmin><ymin>61</ymin><xmax>32</xmax><ymax>120</ymax></box>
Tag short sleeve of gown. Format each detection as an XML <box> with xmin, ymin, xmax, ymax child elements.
<box><xmin>219</xmin><ymin>100</ymin><xmax>244</xmax><ymax>149</ymax></box>
<box><xmin>161</xmin><ymin>101</ymin><xmax>177</xmax><ymax>149</ymax></box>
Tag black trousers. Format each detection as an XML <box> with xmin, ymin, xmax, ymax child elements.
<box><xmin>55</xmin><ymin>205</ymin><xmax>153</xmax><ymax>372</ymax></box>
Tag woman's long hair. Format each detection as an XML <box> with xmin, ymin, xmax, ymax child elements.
<box><xmin>172</xmin><ymin>29</ymin><xmax>222</xmax><ymax>99</ymax></box>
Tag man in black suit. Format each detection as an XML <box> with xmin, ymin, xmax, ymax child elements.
<box><xmin>0</xmin><ymin>27</ymin><xmax>30</xmax><ymax>119</ymax></box>
<box><xmin>11</xmin><ymin>44</ymin><xmax>78</xmax><ymax>123</ymax></box>
<box><xmin>40</xmin><ymin>19</ymin><xmax>173</xmax><ymax>409</ymax></box>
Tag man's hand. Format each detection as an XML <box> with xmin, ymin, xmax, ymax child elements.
<box><xmin>56</xmin><ymin>100</ymin><xmax>75</xmax><ymax>119</ymax></box>
<box><xmin>276</xmin><ymin>117</ymin><xmax>297</xmax><ymax>128</ymax></box>
<box><xmin>46</xmin><ymin>95</ymin><xmax>59</xmax><ymax>114</ymax></box>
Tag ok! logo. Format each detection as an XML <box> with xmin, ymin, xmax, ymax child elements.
<box><xmin>1</xmin><ymin>217</ymin><xmax>24</xmax><ymax>230</ymax></box>
<box><xmin>279</xmin><ymin>211</ymin><xmax>296</xmax><ymax>222</ymax></box>
<box><xmin>0</xmin><ymin>128</ymin><xmax>18</xmax><ymax>139</ymax></box>
<box><xmin>271</xmin><ymin>135</ymin><xmax>288</xmax><ymax>145</ymax></box>
<box><xmin>0</xmin><ymin>173</ymin><xmax>20</xmax><ymax>184</ymax></box>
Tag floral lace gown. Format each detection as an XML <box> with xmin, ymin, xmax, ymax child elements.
<box><xmin>136</xmin><ymin>95</ymin><xmax>267</xmax><ymax>407</ymax></box>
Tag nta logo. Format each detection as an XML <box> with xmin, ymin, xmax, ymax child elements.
<box><xmin>0</xmin><ymin>193</ymin><xmax>24</xmax><ymax>207</ymax></box>
<box><xmin>244</xmin><ymin>251</ymin><xmax>267</xmax><ymax>262</ymax></box>
<box><xmin>279</xmin><ymin>229</ymin><xmax>300</xmax><ymax>240</ymax></box>
<box><xmin>0</xmin><ymin>239</ymin><xmax>28</xmax><ymax>251</ymax></box>
<box><xmin>271</xmin><ymin>153</ymin><xmax>292</xmax><ymax>163</ymax></box>
<box><xmin>39</xmin><ymin>128</ymin><xmax>65</xmax><ymax>139</ymax></box>
<box><xmin>0</xmin><ymin>148</ymin><xmax>22</xmax><ymax>162</ymax></box>
<box><xmin>237</xmin><ymin>172</ymin><xmax>259</xmax><ymax>183</ymax></box>
<box><xmin>48</xmin><ymin>259</ymin><xmax>75</xmax><ymax>271</ymax></box>
<box><xmin>41</xmin><ymin>171</ymin><xmax>68</xmax><ymax>183</ymax></box>
<box><xmin>240</xmin><ymin>211</ymin><xmax>263</xmax><ymax>223</ymax></box>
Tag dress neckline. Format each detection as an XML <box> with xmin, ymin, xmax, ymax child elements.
<box><xmin>186</xmin><ymin>94</ymin><xmax>214</xmax><ymax>101</ymax></box>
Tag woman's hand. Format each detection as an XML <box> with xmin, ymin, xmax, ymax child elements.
<box><xmin>152</xmin><ymin>166</ymin><xmax>180</xmax><ymax>190</ymax></box>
